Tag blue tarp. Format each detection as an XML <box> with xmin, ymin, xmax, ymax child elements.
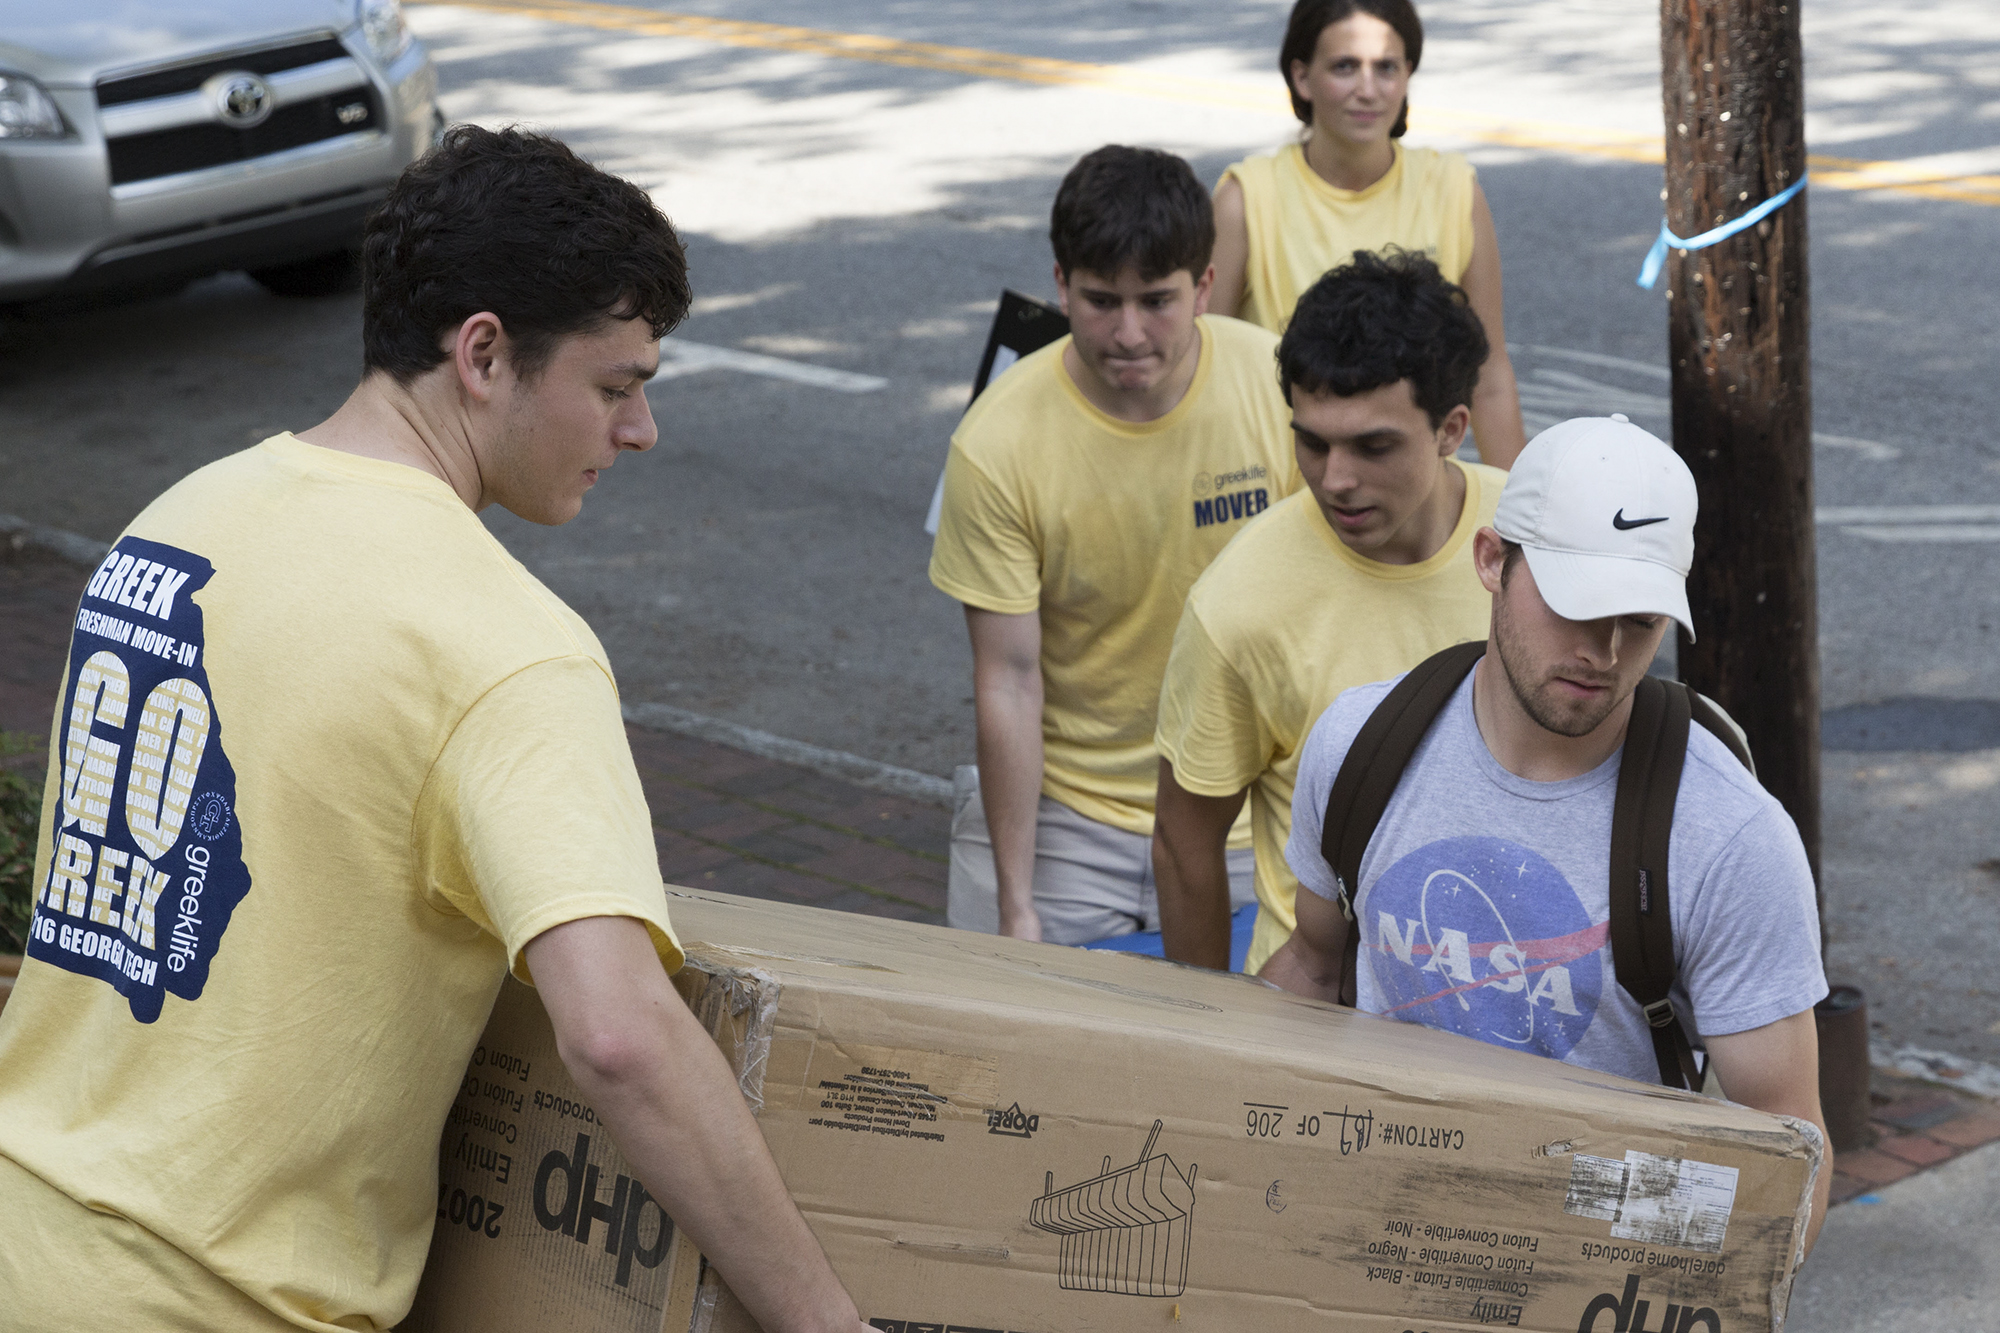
<box><xmin>1080</xmin><ymin>903</ymin><xmax>1258</xmax><ymax>973</ymax></box>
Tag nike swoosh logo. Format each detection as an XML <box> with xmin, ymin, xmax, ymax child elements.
<box><xmin>1612</xmin><ymin>510</ymin><xmax>1670</xmax><ymax>530</ymax></box>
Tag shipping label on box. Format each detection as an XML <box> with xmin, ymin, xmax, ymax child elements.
<box><xmin>411</xmin><ymin>891</ymin><xmax>1820</xmax><ymax>1333</ymax></box>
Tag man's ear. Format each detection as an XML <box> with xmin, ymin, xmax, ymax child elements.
<box><xmin>1472</xmin><ymin>526</ymin><xmax>1509</xmax><ymax>596</ymax></box>
<box><xmin>452</xmin><ymin>312</ymin><xmax>509</xmax><ymax>404</ymax></box>
<box><xmin>1052</xmin><ymin>262</ymin><xmax>1070</xmax><ymax>317</ymax></box>
<box><xmin>1190</xmin><ymin>263</ymin><xmax>1215</xmax><ymax>318</ymax></box>
<box><xmin>1436</xmin><ymin>403</ymin><xmax>1472</xmax><ymax>458</ymax></box>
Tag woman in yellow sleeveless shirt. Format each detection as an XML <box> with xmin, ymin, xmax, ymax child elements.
<box><xmin>1212</xmin><ymin>0</ymin><xmax>1526</xmax><ymax>467</ymax></box>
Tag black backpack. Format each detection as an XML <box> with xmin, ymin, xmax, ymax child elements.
<box><xmin>1316</xmin><ymin>640</ymin><xmax>1754</xmax><ymax>1089</ymax></box>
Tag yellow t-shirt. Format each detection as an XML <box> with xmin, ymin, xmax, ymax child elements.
<box><xmin>929</xmin><ymin>315</ymin><xmax>1299</xmax><ymax>836</ymax></box>
<box><xmin>1223</xmin><ymin>141</ymin><xmax>1477</xmax><ymax>333</ymax></box>
<box><xmin>0</xmin><ymin>434</ymin><xmax>682</xmax><ymax>1331</ymax></box>
<box><xmin>1155</xmin><ymin>461</ymin><xmax>1505</xmax><ymax>972</ymax></box>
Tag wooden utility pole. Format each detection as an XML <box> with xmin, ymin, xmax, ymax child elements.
<box><xmin>1657</xmin><ymin>0</ymin><xmax>1819</xmax><ymax>893</ymax></box>
<box><xmin>1659</xmin><ymin>1</ymin><xmax>1877</xmax><ymax>1153</ymax></box>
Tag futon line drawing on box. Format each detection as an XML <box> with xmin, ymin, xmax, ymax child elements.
<box><xmin>1027</xmin><ymin>1120</ymin><xmax>1198</xmax><ymax>1297</ymax></box>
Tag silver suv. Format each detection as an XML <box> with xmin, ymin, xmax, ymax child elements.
<box><xmin>0</xmin><ymin>0</ymin><xmax>440</xmax><ymax>302</ymax></box>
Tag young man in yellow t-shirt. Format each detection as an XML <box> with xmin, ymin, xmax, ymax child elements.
<box><xmin>928</xmin><ymin>145</ymin><xmax>1299</xmax><ymax>946</ymax></box>
<box><xmin>1153</xmin><ymin>249</ymin><xmax>1504</xmax><ymax>975</ymax></box>
<box><xmin>0</xmin><ymin>128</ymin><xmax>867</xmax><ymax>1333</ymax></box>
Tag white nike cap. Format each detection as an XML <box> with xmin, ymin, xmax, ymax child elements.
<box><xmin>1493</xmin><ymin>416</ymin><xmax>1699</xmax><ymax>640</ymax></box>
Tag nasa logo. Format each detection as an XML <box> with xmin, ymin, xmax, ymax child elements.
<box><xmin>1364</xmin><ymin>836</ymin><xmax>1604</xmax><ymax>1059</ymax></box>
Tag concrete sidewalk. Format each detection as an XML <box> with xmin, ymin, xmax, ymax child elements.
<box><xmin>4</xmin><ymin>539</ymin><xmax>1994</xmax><ymax>1323</ymax></box>
<box><xmin>1789</xmin><ymin>1140</ymin><xmax>2000</xmax><ymax>1332</ymax></box>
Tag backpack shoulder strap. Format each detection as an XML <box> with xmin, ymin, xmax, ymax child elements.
<box><xmin>1319</xmin><ymin>640</ymin><xmax>1486</xmax><ymax>1006</ymax></box>
<box><xmin>1688</xmin><ymin>689</ymin><xmax>1756</xmax><ymax>778</ymax></box>
<box><xmin>1607</xmin><ymin>677</ymin><xmax>1703</xmax><ymax>1089</ymax></box>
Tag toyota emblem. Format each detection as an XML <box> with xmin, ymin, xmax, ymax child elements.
<box><xmin>211</xmin><ymin>72</ymin><xmax>274</xmax><ymax>129</ymax></box>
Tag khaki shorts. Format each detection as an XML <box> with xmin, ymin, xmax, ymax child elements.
<box><xmin>947</xmin><ymin>765</ymin><xmax>1256</xmax><ymax>945</ymax></box>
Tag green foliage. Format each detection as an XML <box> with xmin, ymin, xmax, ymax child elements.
<box><xmin>0</xmin><ymin>732</ymin><xmax>43</xmax><ymax>956</ymax></box>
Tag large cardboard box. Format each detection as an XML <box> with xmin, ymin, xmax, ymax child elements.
<box><xmin>407</xmin><ymin>889</ymin><xmax>1820</xmax><ymax>1333</ymax></box>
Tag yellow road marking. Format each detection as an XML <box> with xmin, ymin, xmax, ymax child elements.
<box><xmin>416</xmin><ymin>0</ymin><xmax>2000</xmax><ymax>209</ymax></box>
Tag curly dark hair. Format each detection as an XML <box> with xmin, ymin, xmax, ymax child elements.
<box><xmin>361</xmin><ymin>125</ymin><xmax>690</xmax><ymax>383</ymax></box>
<box><xmin>1276</xmin><ymin>248</ymin><xmax>1487</xmax><ymax>427</ymax></box>
<box><xmin>1050</xmin><ymin>145</ymin><xmax>1215</xmax><ymax>284</ymax></box>
<box><xmin>1279</xmin><ymin>0</ymin><xmax>1425</xmax><ymax>137</ymax></box>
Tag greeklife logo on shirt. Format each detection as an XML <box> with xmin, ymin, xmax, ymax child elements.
<box><xmin>1363</xmin><ymin>836</ymin><xmax>1605</xmax><ymax>1060</ymax></box>
<box><xmin>27</xmin><ymin>537</ymin><xmax>251</xmax><ymax>1023</ymax></box>
<box><xmin>1190</xmin><ymin>464</ymin><xmax>1271</xmax><ymax>531</ymax></box>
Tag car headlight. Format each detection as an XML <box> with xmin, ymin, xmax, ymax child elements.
<box><xmin>357</xmin><ymin>0</ymin><xmax>414</xmax><ymax>66</ymax></box>
<box><xmin>0</xmin><ymin>75</ymin><xmax>68</xmax><ymax>139</ymax></box>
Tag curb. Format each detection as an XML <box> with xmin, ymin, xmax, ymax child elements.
<box><xmin>1872</xmin><ymin>1041</ymin><xmax>2000</xmax><ymax>1099</ymax></box>
<box><xmin>622</xmin><ymin>701</ymin><xmax>954</xmax><ymax>809</ymax></box>
<box><xmin>0</xmin><ymin>512</ymin><xmax>956</xmax><ymax>810</ymax></box>
<box><xmin>0</xmin><ymin>514</ymin><xmax>112</xmax><ymax>567</ymax></box>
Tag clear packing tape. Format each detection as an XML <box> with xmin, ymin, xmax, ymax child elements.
<box><xmin>1771</xmin><ymin>1113</ymin><xmax>1825</xmax><ymax>1332</ymax></box>
<box><xmin>1638</xmin><ymin>175</ymin><xmax>1810</xmax><ymax>290</ymax></box>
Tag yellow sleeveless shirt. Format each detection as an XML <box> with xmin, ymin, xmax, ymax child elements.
<box><xmin>1222</xmin><ymin>140</ymin><xmax>1477</xmax><ymax>333</ymax></box>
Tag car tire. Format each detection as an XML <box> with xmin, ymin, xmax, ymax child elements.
<box><xmin>249</xmin><ymin>250</ymin><xmax>359</xmax><ymax>299</ymax></box>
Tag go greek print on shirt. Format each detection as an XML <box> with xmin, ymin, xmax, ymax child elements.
<box><xmin>1364</xmin><ymin>835</ymin><xmax>1605</xmax><ymax>1061</ymax></box>
<box><xmin>28</xmin><ymin>537</ymin><xmax>250</xmax><ymax>1022</ymax></box>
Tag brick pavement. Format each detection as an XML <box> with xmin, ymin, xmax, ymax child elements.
<box><xmin>0</xmin><ymin>543</ymin><xmax>946</xmax><ymax>926</ymax></box>
<box><xmin>8</xmin><ymin>539</ymin><xmax>1997</xmax><ymax>1205</ymax></box>
<box><xmin>1827</xmin><ymin>1075</ymin><xmax>2000</xmax><ymax>1203</ymax></box>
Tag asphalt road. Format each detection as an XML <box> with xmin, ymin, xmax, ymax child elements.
<box><xmin>2</xmin><ymin>0</ymin><xmax>1996</xmax><ymax>1061</ymax></box>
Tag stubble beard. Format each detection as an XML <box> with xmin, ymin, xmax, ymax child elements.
<box><xmin>1491</xmin><ymin>593</ymin><xmax>1626</xmax><ymax>740</ymax></box>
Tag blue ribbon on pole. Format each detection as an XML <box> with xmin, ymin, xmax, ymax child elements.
<box><xmin>1636</xmin><ymin>173</ymin><xmax>1809</xmax><ymax>290</ymax></box>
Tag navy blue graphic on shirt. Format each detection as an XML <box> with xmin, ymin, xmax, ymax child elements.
<box><xmin>26</xmin><ymin>537</ymin><xmax>250</xmax><ymax>1023</ymax></box>
<box><xmin>1192</xmin><ymin>488</ymin><xmax>1269</xmax><ymax>529</ymax></box>
<box><xmin>1363</xmin><ymin>836</ymin><xmax>1605</xmax><ymax>1060</ymax></box>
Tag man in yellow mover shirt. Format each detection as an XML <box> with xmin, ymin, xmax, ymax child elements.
<box><xmin>929</xmin><ymin>145</ymin><xmax>1299</xmax><ymax>944</ymax></box>
<box><xmin>1153</xmin><ymin>249</ymin><xmax>1505</xmax><ymax>974</ymax></box>
<box><xmin>0</xmin><ymin>127</ymin><xmax>868</xmax><ymax>1333</ymax></box>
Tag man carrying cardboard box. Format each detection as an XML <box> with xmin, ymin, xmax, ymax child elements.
<box><xmin>1153</xmin><ymin>249</ymin><xmax>1506</xmax><ymax>974</ymax></box>
<box><xmin>930</xmin><ymin>145</ymin><xmax>1299</xmax><ymax>945</ymax></box>
<box><xmin>1269</xmin><ymin>417</ymin><xmax>1832</xmax><ymax>1249</ymax></box>
<box><xmin>0</xmin><ymin>127</ymin><xmax>867</xmax><ymax>1333</ymax></box>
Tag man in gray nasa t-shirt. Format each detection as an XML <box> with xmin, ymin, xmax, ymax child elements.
<box><xmin>1265</xmin><ymin>416</ymin><xmax>1831</xmax><ymax>1251</ymax></box>
<box><xmin>1284</xmin><ymin>673</ymin><xmax>1822</xmax><ymax>1084</ymax></box>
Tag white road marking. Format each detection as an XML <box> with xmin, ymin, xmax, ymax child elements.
<box><xmin>656</xmin><ymin>338</ymin><xmax>887</xmax><ymax>393</ymax></box>
<box><xmin>1818</xmin><ymin>505</ymin><xmax>2000</xmax><ymax>542</ymax></box>
<box><xmin>1508</xmin><ymin>345</ymin><xmax>1903</xmax><ymax>460</ymax></box>
<box><xmin>1817</xmin><ymin>506</ymin><xmax>2000</xmax><ymax>524</ymax></box>
<box><xmin>1512</xmin><ymin>343</ymin><xmax>1669</xmax><ymax>381</ymax></box>
<box><xmin>1812</xmin><ymin>433</ymin><xmax>1904</xmax><ymax>462</ymax></box>
<box><xmin>1839</xmin><ymin>526</ymin><xmax>2000</xmax><ymax>542</ymax></box>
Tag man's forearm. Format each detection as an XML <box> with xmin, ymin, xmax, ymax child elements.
<box><xmin>573</xmin><ymin>995</ymin><xmax>858</xmax><ymax>1330</ymax></box>
<box><xmin>1257</xmin><ymin>886</ymin><xmax>1351</xmax><ymax>1004</ymax></box>
<box><xmin>529</xmin><ymin>919</ymin><xmax>865</xmax><ymax>1333</ymax></box>
<box><xmin>1155</xmin><ymin>830</ymin><xmax>1233</xmax><ymax>968</ymax></box>
<box><xmin>1704</xmin><ymin>1012</ymin><xmax>1831</xmax><ymax>1255</ymax></box>
<box><xmin>1153</xmin><ymin>764</ymin><xmax>1245</xmax><ymax>970</ymax></box>
<box><xmin>1257</xmin><ymin>935</ymin><xmax>1344</xmax><ymax>1003</ymax></box>
<box><xmin>974</xmin><ymin>676</ymin><xmax>1045</xmax><ymax>939</ymax></box>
